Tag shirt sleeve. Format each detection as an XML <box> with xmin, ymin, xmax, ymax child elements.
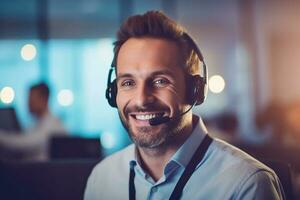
<box><xmin>0</xmin><ymin>129</ymin><xmax>43</xmax><ymax>153</ymax></box>
<box><xmin>0</xmin><ymin>115</ymin><xmax>67</xmax><ymax>155</ymax></box>
<box><xmin>235</xmin><ymin>170</ymin><xmax>285</xmax><ymax>200</ymax></box>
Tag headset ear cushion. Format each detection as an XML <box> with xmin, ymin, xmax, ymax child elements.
<box><xmin>195</xmin><ymin>76</ymin><xmax>206</xmax><ymax>105</ymax></box>
<box><xmin>106</xmin><ymin>80</ymin><xmax>118</xmax><ymax>108</ymax></box>
<box><xmin>188</xmin><ymin>75</ymin><xmax>206</xmax><ymax>106</ymax></box>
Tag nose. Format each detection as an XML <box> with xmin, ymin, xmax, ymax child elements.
<box><xmin>134</xmin><ymin>83</ymin><xmax>155</xmax><ymax>107</ymax></box>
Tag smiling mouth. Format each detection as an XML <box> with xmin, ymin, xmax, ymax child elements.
<box><xmin>131</xmin><ymin>113</ymin><xmax>165</xmax><ymax>121</ymax></box>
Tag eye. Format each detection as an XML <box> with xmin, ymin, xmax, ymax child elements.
<box><xmin>153</xmin><ymin>78</ymin><xmax>169</xmax><ymax>87</ymax></box>
<box><xmin>120</xmin><ymin>79</ymin><xmax>135</xmax><ymax>88</ymax></box>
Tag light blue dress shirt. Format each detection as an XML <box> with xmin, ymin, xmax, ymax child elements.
<box><xmin>84</xmin><ymin>116</ymin><xmax>285</xmax><ymax>200</ymax></box>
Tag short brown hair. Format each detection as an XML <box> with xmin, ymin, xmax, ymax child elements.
<box><xmin>113</xmin><ymin>10</ymin><xmax>201</xmax><ymax>75</ymax></box>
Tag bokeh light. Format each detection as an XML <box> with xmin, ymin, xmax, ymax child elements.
<box><xmin>0</xmin><ymin>86</ymin><xmax>15</xmax><ymax>104</ymax></box>
<box><xmin>208</xmin><ymin>75</ymin><xmax>225</xmax><ymax>93</ymax></box>
<box><xmin>21</xmin><ymin>44</ymin><xmax>37</xmax><ymax>61</ymax></box>
<box><xmin>57</xmin><ymin>89</ymin><xmax>74</xmax><ymax>106</ymax></box>
<box><xmin>100</xmin><ymin>132</ymin><xmax>116</xmax><ymax>149</ymax></box>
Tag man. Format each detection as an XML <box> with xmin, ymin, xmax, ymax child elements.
<box><xmin>85</xmin><ymin>11</ymin><xmax>284</xmax><ymax>199</ymax></box>
<box><xmin>0</xmin><ymin>82</ymin><xmax>67</xmax><ymax>161</ymax></box>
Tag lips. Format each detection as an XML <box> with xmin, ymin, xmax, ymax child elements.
<box><xmin>129</xmin><ymin>112</ymin><xmax>166</xmax><ymax>126</ymax></box>
<box><xmin>134</xmin><ymin>113</ymin><xmax>164</xmax><ymax>120</ymax></box>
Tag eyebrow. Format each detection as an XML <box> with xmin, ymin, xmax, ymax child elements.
<box><xmin>116</xmin><ymin>73</ymin><xmax>133</xmax><ymax>83</ymax></box>
<box><xmin>151</xmin><ymin>69</ymin><xmax>176</xmax><ymax>77</ymax></box>
<box><xmin>116</xmin><ymin>69</ymin><xmax>176</xmax><ymax>81</ymax></box>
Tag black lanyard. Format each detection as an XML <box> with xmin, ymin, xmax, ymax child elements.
<box><xmin>129</xmin><ymin>134</ymin><xmax>213</xmax><ymax>200</ymax></box>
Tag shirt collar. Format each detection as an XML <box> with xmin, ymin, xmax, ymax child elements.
<box><xmin>171</xmin><ymin>115</ymin><xmax>208</xmax><ymax>167</ymax></box>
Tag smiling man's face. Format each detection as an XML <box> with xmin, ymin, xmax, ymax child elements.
<box><xmin>116</xmin><ymin>37</ymin><xmax>192</xmax><ymax>148</ymax></box>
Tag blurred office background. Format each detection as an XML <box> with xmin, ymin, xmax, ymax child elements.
<box><xmin>1</xmin><ymin>0</ymin><xmax>300</xmax><ymax>150</ymax></box>
<box><xmin>1</xmin><ymin>0</ymin><xmax>300</xmax><ymax>199</ymax></box>
<box><xmin>2</xmin><ymin>0</ymin><xmax>300</xmax><ymax>150</ymax></box>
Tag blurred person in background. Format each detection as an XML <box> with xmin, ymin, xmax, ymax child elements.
<box><xmin>0</xmin><ymin>82</ymin><xmax>67</xmax><ymax>161</ymax></box>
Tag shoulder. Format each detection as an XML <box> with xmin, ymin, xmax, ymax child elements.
<box><xmin>209</xmin><ymin>138</ymin><xmax>274</xmax><ymax>174</ymax></box>
<box><xmin>206</xmin><ymin>138</ymin><xmax>284</xmax><ymax>198</ymax></box>
<box><xmin>41</xmin><ymin>113</ymin><xmax>67</xmax><ymax>134</ymax></box>
<box><xmin>234</xmin><ymin>168</ymin><xmax>285</xmax><ymax>199</ymax></box>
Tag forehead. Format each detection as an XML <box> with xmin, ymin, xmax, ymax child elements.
<box><xmin>116</xmin><ymin>37</ymin><xmax>184</xmax><ymax>77</ymax></box>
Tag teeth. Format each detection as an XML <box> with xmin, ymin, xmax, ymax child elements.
<box><xmin>136</xmin><ymin>114</ymin><xmax>158</xmax><ymax>120</ymax></box>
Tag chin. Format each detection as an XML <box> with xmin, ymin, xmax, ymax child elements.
<box><xmin>129</xmin><ymin>125</ymin><xmax>172</xmax><ymax>148</ymax></box>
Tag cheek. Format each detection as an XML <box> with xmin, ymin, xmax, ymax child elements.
<box><xmin>157</xmin><ymin>85</ymin><xmax>186</xmax><ymax>104</ymax></box>
<box><xmin>116</xmin><ymin>91</ymin><xmax>129</xmax><ymax>111</ymax></box>
<box><xmin>156</xmin><ymin>89</ymin><xmax>184</xmax><ymax>111</ymax></box>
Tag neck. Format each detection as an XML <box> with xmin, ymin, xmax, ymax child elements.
<box><xmin>137</xmin><ymin>145</ymin><xmax>179</xmax><ymax>181</ymax></box>
<box><xmin>137</xmin><ymin>116</ymin><xmax>196</xmax><ymax>182</ymax></box>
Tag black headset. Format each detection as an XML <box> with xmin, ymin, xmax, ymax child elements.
<box><xmin>105</xmin><ymin>33</ymin><xmax>208</xmax><ymax>108</ymax></box>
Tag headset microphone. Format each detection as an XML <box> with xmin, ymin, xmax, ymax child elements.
<box><xmin>149</xmin><ymin>102</ymin><xmax>196</xmax><ymax>126</ymax></box>
<box><xmin>149</xmin><ymin>116</ymin><xmax>170</xmax><ymax>126</ymax></box>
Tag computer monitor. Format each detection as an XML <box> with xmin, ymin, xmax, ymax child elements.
<box><xmin>0</xmin><ymin>107</ymin><xmax>21</xmax><ymax>132</ymax></box>
<box><xmin>49</xmin><ymin>136</ymin><xmax>102</xmax><ymax>160</ymax></box>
